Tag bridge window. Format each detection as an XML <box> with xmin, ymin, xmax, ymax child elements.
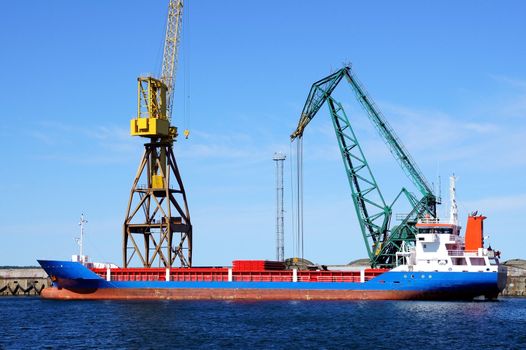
<box><xmin>470</xmin><ymin>257</ymin><xmax>486</xmax><ymax>266</ymax></box>
<box><xmin>452</xmin><ymin>257</ymin><xmax>467</xmax><ymax>266</ymax></box>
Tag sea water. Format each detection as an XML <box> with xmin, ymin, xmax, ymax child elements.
<box><xmin>1</xmin><ymin>297</ymin><xmax>525</xmax><ymax>349</ymax></box>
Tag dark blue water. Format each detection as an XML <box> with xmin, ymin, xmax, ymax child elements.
<box><xmin>1</xmin><ymin>297</ymin><xmax>525</xmax><ymax>349</ymax></box>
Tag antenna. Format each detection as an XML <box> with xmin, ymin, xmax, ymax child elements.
<box><xmin>438</xmin><ymin>175</ymin><xmax>442</xmax><ymax>204</ymax></box>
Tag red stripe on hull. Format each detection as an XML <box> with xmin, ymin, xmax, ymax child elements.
<box><xmin>41</xmin><ymin>287</ymin><xmax>436</xmax><ymax>301</ymax></box>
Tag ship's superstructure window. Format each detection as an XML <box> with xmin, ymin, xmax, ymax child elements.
<box><xmin>418</xmin><ymin>228</ymin><xmax>453</xmax><ymax>234</ymax></box>
<box><xmin>470</xmin><ymin>257</ymin><xmax>485</xmax><ymax>266</ymax></box>
<box><xmin>452</xmin><ymin>257</ymin><xmax>467</xmax><ymax>266</ymax></box>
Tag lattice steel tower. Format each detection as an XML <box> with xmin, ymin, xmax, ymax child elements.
<box><xmin>273</xmin><ymin>152</ymin><xmax>286</xmax><ymax>261</ymax></box>
<box><xmin>123</xmin><ymin>0</ymin><xmax>192</xmax><ymax>268</ymax></box>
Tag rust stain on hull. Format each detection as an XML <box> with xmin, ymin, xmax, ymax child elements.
<box><xmin>41</xmin><ymin>287</ymin><xmax>441</xmax><ymax>301</ymax></box>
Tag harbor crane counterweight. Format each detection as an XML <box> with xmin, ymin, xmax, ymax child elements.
<box><xmin>124</xmin><ymin>0</ymin><xmax>192</xmax><ymax>268</ymax></box>
<box><xmin>291</xmin><ymin>66</ymin><xmax>438</xmax><ymax>268</ymax></box>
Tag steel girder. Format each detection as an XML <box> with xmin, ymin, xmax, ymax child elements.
<box><xmin>123</xmin><ymin>141</ymin><xmax>192</xmax><ymax>268</ymax></box>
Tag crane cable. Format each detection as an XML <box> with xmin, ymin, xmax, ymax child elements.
<box><xmin>293</xmin><ymin>137</ymin><xmax>304</xmax><ymax>261</ymax></box>
<box><xmin>289</xmin><ymin>142</ymin><xmax>296</xmax><ymax>260</ymax></box>
<box><xmin>299</xmin><ymin>138</ymin><xmax>304</xmax><ymax>260</ymax></box>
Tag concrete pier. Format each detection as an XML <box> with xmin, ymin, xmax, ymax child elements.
<box><xmin>0</xmin><ymin>268</ymin><xmax>50</xmax><ymax>296</ymax></box>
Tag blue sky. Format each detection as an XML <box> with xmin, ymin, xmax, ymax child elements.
<box><xmin>1</xmin><ymin>0</ymin><xmax>525</xmax><ymax>266</ymax></box>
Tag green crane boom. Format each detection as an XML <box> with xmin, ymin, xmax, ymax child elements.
<box><xmin>291</xmin><ymin>66</ymin><xmax>437</xmax><ymax>267</ymax></box>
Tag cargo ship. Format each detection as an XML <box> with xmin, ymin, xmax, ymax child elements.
<box><xmin>38</xmin><ymin>214</ymin><xmax>506</xmax><ymax>300</ymax></box>
<box><xmin>34</xmin><ymin>0</ymin><xmax>506</xmax><ymax>301</ymax></box>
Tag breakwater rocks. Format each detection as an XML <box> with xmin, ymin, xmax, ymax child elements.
<box><xmin>501</xmin><ymin>259</ymin><xmax>526</xmax><ymax>297</ymax></box>
<box><xmin>0</xmin><ymin>268</ymin><xmax>50</xmax><ymax>296</ymax></box>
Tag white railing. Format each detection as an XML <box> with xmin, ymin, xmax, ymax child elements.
<box><xmin>420</xmin><ymin>217</ymin><xmax>444</xmax><ymax>224</ymax></box>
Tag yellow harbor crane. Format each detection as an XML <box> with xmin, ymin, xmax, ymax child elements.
<box><xmin>124</xmin><ymin>0</ymin><xmax>192</xmax><ymax>268</ymax></box>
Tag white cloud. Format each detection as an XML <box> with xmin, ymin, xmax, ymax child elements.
<box><xmin>489</xmin><ymin>74</ymin><xmax>526</xmax><ymax>90</ymax></box>
<box><xmin>179</xmin><ymin>143</ymin><xmax>253</xmax><ymax>159</ymax></box>
<box><xmin>462</xmin><ymin>193</ymin><xmax>526</xmax><ymax>214</ymax></box>
<box><xmin>28</xmin><ymin>121</ymin><xmax>138</xmax><ymax>165</ymax></box>
<box><xmin>379</xmin><ymin>102</ymin><xmax>526</xmax><ymax>169</ymax></box>
<box><xmin>489</xmin><ymin>74</ymin><xmax>526</xmax><ymax>118</ymax></box>
<box><xmin>502</xmin><ymin>95</ymin><xmax>526</xmax><ymax>118</ymax></box>
<box><xmin>28</xmin><ymin>130</ymin><xmax>55</xmax><ymax>145</ymax></box>
<box><xmin>463</xmin><ymin>122</ymin><xmax>499</xmax><ymax>134</ymax></box>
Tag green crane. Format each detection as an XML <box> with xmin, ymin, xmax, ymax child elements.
<box><xmin>291</xmin><ymin>66</ymin><xmax>437</xmax><ymax>268</ymax></box>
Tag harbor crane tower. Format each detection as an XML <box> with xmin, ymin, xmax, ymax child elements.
<box><xmin>123</xmin><ymin>0</ymin><xmax>192</xmax><ymax>268</ymax></box>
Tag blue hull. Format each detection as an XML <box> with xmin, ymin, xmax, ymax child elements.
<box><xmin>37</xmin><ymin>260</ymin><xmax>505</xmax><ymax>300</ymax></box>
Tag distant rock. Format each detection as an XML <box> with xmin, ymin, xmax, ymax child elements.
<box><xmin>504</xmin><ymin>259</ymin><xmax>526</xmax><ymax>270</ymax></box>
<box><xmin>348</xmin><ymin>258</ymin><xmax>371</xmax><ymax>267</ymax></box>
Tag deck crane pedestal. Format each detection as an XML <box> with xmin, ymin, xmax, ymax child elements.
<box><xmin>123</xmin><ymin>0</ymin><xmax>192</xmax><ymax>268</ymax></box>
<box><xmin>291</xmin><ymin>66</ymin><xmax>438</xmax><ymax>268</ymax></box>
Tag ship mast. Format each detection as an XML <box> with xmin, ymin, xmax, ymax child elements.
<box><xmin>74</xmin><ymin>213</ymin><xmax>88</xmax><ymax>264</ymax></box>
<box><xmin>449</xmin><ymin>174</ymin><xmax>458</xmax><ymax>226</ymax></box>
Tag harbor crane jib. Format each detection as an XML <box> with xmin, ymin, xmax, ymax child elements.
<box><xmin>291</xmin><ymin>66</ymin><xmax>438</xmax><ymax>268</ymax></box>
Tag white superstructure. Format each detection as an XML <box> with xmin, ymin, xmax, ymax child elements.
<box><xmin>394</xmin><ymin>217</ymin><xmax>499</xmax><ymax>273</ymax></box>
